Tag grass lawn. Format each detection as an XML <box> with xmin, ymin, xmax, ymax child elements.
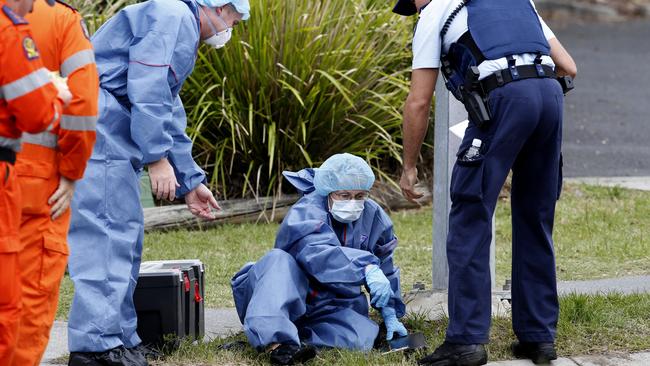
<box><xmin>54</xmin><ymin>184</ymin><xmax>650</xmax><ymax>363</ymax></box>
<box><xmin>58</xmin><ymin>184</ymin><xmax>650</xmax><ymax>317</ymax></box>
<box><xmin>155</xmin><ymin>292</ymin><xmax>650</xmax><ymax>365</ymax></box>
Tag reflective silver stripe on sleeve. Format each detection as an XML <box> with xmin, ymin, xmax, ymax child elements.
<box><xmin>60</xmin><ymin>49</ymin><xmax>96</xmax><ymax>77</ymax></box>
<box><xmin>21</xmin><ymin>132</ymin><xmax>58</xmax><ymax>149</ymax></box>
<box><xmin>61</xmin><ymin>115</ymin><xmax>97</xmax><ymax>131</ymax></box>
<box><xmin>48</xmin><ymin>105</ymin><xmax>60</xmax><ymax>131</ymax></box>
<box><xmin>0</xmin><ymin>136</ymin><xmax>22</xmax><ymax>152</ymax></box>
<box><xmin>0</xmin><ymin>68</ymin><xmax>51</xmax><ymax>101</ymax></box>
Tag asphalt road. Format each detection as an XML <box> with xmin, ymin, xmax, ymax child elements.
<box><xmin>551</xmin><ymin>20</ymin><xmax>650</xmax><ymax>177</ymax></box>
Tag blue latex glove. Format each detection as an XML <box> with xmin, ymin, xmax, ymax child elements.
<box><xmin>381</xmin><ymin>306</ymin><xmax>408</xmax><ymax>341</ymax></box>
<box><xmin>365</xmin><ymin>264</ymin><xmax>394</xmax><ymax>308</ymax></box>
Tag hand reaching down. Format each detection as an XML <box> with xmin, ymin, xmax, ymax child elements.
<box><xmin>185</xmin><ymin>183</ymin><xmax>221</xmax><ymax>220</ymax></box>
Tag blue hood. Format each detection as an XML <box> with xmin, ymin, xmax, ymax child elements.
<box><xmin>282</xmin><ymin>168</ymin><xmax>316</xmax><ymax>195</ymax></box>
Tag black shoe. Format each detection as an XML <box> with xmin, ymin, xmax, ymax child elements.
<box><xmin>68</xmin><ymin>352</ymin><xmax>102</xmax><ymax>366</ymax></box>
<box><xmin>68</xmin><ymin>346</ymin><xmax>148</xmax><ymax>366</ymax></box>
<box><xmin>123</xmin><ymin>346</ymin><xmax>149</xmax><ymax>366</ymax></box>
<box><xmin>511</xmin><ymin>342</ymin><xmax>557</xmax><ymax>364</ymax></box>
<box><xmin>269</xmin><ymin>343</ymin><xmax>317</xmax><ymax>365</ymax></box>
<box><xmin>417</xmin><ymin>342</ymin><xmax>487</xmax><ymax>366</ymax></box>
<box><xmin>129</xmin><ymin>343</ymin><xmax>162</xmax><ymax>361</ymax></box>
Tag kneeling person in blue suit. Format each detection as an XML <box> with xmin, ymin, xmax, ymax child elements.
<box><xmin>231</xmin><ymin>153</ymin><xmax>408</xmax><ymax>365</ymax></box>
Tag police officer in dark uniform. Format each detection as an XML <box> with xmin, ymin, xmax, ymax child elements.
<box><xmin>395</xmin><ymin>0</ymin><xmax>577</xmax><ymax>364</ymax></box>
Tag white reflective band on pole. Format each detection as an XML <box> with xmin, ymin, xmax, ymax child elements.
<box><xmin>61</xmin><ymin>115</ymin><xmax>97</xmax><ymax>131</ymax></box>
<box><xmin>60</xmin><ymin>49</ymin><xmax>96</xmax><ymax>77</ymax></box>
<box><xmin>0</xmin><ymin>136</ymin><xmax>21</xmax><ymax>152</ymax></box>
<box><xmin>22</xmin><ymin>132</ymin><xmax>58</xmax><ymax>148</ymax></box>
<box><xmin>0</xmin><ymin>68</ymin><xmax>50</xmax><ymax>101</ymax></box>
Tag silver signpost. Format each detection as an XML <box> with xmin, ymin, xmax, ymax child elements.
<box><xmin>432</xmin><ymin>78</ymin><xmax>496</xmax><ymax>291</ymax></box>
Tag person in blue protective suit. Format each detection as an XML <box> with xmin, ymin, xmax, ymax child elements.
<box><xmin>393</xmin><ymin>0</ymin><xmax>577</xmax><ymax>365</ymax></box>
<box><xmin>66</xmin><ymin>0</ymin><xmax>250</xmax><ymax>365</ymax></box>
<box><xmin>231</xmin><ymin>153</ymin><xmax>408</xmax><ymax>365</ymax></box>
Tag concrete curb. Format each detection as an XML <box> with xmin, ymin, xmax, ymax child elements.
<box><xmin>565</xmin><ymin>176</ymin><xmax>650</xmax><ymax>191</ymax></box>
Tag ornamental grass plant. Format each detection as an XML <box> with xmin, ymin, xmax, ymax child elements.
<box><xmin>184</xmin><ymin>0</ymin><xmax>414</xmax><ymax>198</ymax></box>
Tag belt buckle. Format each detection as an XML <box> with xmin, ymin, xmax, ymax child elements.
<box><xmin>535</xmin><ymin>64</ymin><xmax>546</xmax><ymax>77</ymax></box>
<box><xmin>509</xmin><ymin>65</ymin><xmax>520</xmax><ymax>80</ymax></box>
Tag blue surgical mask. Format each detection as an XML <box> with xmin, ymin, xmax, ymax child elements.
<box><xmin>329</xmin><ymin>199</ymin><xmax>365</xmax><ymax>223</ymax></box>
<box><xmin>200</xmin><ymin>6</ymin><xmax>232</xmax><ymax>49</ymax></box>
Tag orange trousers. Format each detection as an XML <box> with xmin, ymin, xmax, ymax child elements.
<box><xmin>11</xmin><ymin>149</ymin><xmax>70</xmax><ymax>366</ymax></box>
<box><xmin>0</xmin><ymin>161</ymin><xmax>22</xmax><ymax>365</ymax></box>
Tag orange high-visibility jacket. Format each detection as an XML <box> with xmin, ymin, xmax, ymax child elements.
<box><xmin>0</xmin><ymin>4</ymin><xmax>62</xmax><ymax>154</ymax></box>
<box><xmin>23</xmin><ymin>0</ymin><xmax>98</xmax><ymax>180</ymax></box>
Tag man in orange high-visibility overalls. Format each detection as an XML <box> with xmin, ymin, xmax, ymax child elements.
<box><xmin>0</xmin><ymin>0</ymin><xmax>68</xmax><ymax>364</ymax></box>
<box><xmin>10</xmin><ymin>1</ymin><xmax>99</xmax><ymax>364</ymax></box>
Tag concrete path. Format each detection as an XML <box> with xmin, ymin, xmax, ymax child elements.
<box><xmin>487</xmin><ymin>352</ymin><xmax>650</xmax><ymax>365</ymax></box>
<box><xmin>204</xmin><ymin>307</ymin><xmax>242</xmax><ymax>340</ymax></box>
<box><xmin>41</xmin><ymin>321</ymin><xmax>67</xmax><ymax>365</ymax></box>
<box><xmin>558</xmin><ymin>275</ymin><xmax>650</xmax><ymax>296</ymax></box>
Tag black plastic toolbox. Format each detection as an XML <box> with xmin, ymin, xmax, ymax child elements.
<box><xmin>138</xmin><ymin>260</ymin><xmax>205</xmax><ymax>341</ymax></box>
<box><xmin>133</xmin><ymin>268</ymin><xmax>184</xmax><ymax>348</ymax></box>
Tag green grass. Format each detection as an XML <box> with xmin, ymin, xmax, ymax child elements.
<box><xmin>496</xmin><ymin>184</ymin><xmax>650</xmax><ymax>285</ymax></box>
<box><xmin>151</xmin><ymin>293</ymin><xmax>650</xmax><ymax>365</ymax></box>
<box><xmin>57</xmin><ymin>184</ymin><xmax>650</xmax><ymax>319</ymax></box>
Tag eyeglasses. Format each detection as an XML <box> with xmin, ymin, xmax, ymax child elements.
<box><xmin>330</xmin><ymin>191</ymin><xmax>369</xmax><ymax>201</ymax></box>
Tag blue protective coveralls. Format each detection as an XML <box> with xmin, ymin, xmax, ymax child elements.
<box><xmin>67</xmin><ymin>0</ymin><xmax>206</xmax><ymax>352</ymax></box>
<box><xmin>443</xmin><ymin>0</ymin><xmax>563</xmax><ymax>345</ymax></box>
<box><xmin>231</xmin><ymin>169</ymin><xmax>406</xmax><ymax>351</ymax></box>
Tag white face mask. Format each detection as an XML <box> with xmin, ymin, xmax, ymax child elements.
<box><xmin>329</xmin><ymin>199</ymin><xmax>365</xmax><ymax>224</ymax></box>
<box><xmin>201</xmin><ymin>6</ymin><xmax>233</xmax><ymax>49</ymax></box>
<box><xmin>204</xmin><ymin>28</ymin><xmax>232</xmax><ymax>49</ymax></box>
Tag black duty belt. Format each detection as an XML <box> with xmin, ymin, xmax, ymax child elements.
<box><xmin>0</xmin><ymin>146</ymin><xmax>16</xmax><ymax>164</ymax></box>
<box><xmin>480</xmin><ymin>64</ymin><xmax>556</xmax><ymax>96</ymax></box>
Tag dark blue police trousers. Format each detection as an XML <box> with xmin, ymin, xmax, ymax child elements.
<box><xmin>445</xmin><ymin>77</ymin><xmax>564</xmax><ymax>344</ymax></box>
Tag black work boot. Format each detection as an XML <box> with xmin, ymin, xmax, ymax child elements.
<box><xmin>69</xmin><ymin>346</ymin><xmax>147</xmax><ymax>366</ymax></box>
<box><xmin>129</xmin><ymin>343</ymin><xmax>162</xmax><ymax>361</ymax></box>
<box><xmin>123</xmin><ymin>346</ymin><xmax>149</xmax><ymax>366</ymax></box>
<box><xmin>417</xmin><ymin>342</ymin><xmax>488</xmax><ymax>366</ymax></box>
<box><xmin>68</xmin><ymin>352</ymin><xmax>102</xmax><ymax>366</ymax></box>
<box><xmin>268</xmin><ymin>343</ymin><xmax>317</xmax><ymax>365</ymax></box>
<box><xmin>511</xmin><ymin>341</ymin><xmax>557</xmax><ymax>364</ymax></box>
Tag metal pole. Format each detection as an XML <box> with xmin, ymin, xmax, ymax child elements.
<box><xmin>432</xmin><ymin>78</ymin><xmax>451</xmax><ymax>291</ymax></box>
<box><xmin>432</xmin><ymin>80</ymin><xmax>496</xmax><ymax>291</ymax></box>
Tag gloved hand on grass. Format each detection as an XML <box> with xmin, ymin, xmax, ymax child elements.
<box><xmin>381</xmin><ymin>306</ymin><xmax>408</xmax><ymax>341</ymax></box>
<box><xmin>365</xmin><ymin>264</ymin><xmax>393</xmax><ymax>308</ymax></box>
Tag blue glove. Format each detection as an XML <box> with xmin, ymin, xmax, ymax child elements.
<box><xmin>365</xmin><ymin>264</ymin><xmax>394</xmax><ymax>308</ymax></box>
<box><xmin>381</xmin><ymin>307</ymin><xmax>408</xmax><ymax>341</ymax></box>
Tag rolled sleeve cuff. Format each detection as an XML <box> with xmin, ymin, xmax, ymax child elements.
<box><xmin>175</xmin><ymin>167</ymin><xmax>206</xmax><ymax>197</ymax></box>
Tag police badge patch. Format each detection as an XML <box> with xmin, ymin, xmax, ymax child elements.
<box><xmin>23</xmin><ymin>37</ymin><xmax>40</xmax><ymax>60</ymax></box>
<box><xmin>80</xmin><ymin>19</ymin><xmax>90</xmax><ymax>40</ymax></box>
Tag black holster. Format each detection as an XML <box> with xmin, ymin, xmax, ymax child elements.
<box><xmin>461</xmin><ymin>66</ymin><xmax>491</xmax><ymax>128</ymax></box>
<box><xmin>440</xmin><ymin>56</ymin><xmax>492</xmax><ymax>127</ymax></box>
